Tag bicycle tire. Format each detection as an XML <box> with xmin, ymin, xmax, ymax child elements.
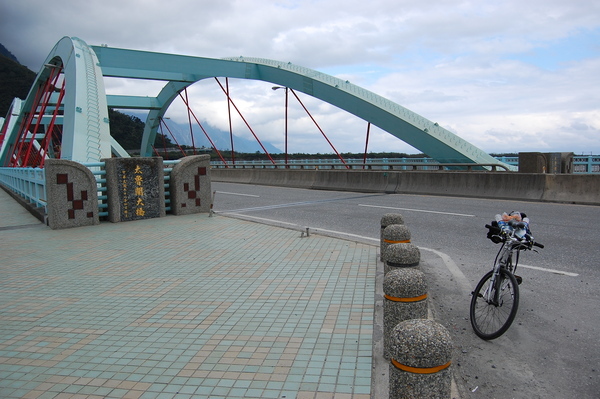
<box><xmin>470</xmin><ymin>268</ymin><xmax>520</xmax><ymax>340</ymax></box>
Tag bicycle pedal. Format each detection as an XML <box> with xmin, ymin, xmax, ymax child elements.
<box><xmin>515</xmin><ymin>275</ymin><xmax>522</xmax><ymax>285</ymax></box>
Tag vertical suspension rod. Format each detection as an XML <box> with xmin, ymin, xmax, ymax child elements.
<box><xmin>226</xmin><ymin>78</ymin><xmax>235</xmax><ymax>164</ymax></box>
<box><xmin>284</xmin><ymin>87</ymin><xmax>289</xmax><ymax>166</ymax></box>
<box><xmin>178</xmin><ymin>91</ymin><xmax>229</xmax><ymax>166</ymax></box>
<box><xmin>11</xmin><ymin>67</ymin><xmax>58</xmax><ymax>166</ymax></box>
<box><xmin>11</xmin><ymin>81</ymin><xmax>46</xmax><ymax>165</ymax></box>
<box><xmin>184</xmin><ymin>88</ymin><xmax>196</xmax><ymax>155</ymax></box>
<box><xmin>289</xmin><ymin>89</ymin><xmax>349</xmax><ymax>169</ymax></box>
<box><xmin>159</xmin><ymin>122</ymin><xmax>169</xmax><ymax>159</ymax></box>
<box><xmin>20</xmin><ymin>66</ymin><xmax>63</xmax><ymax>167</ymax></box>
<box><xmin>214</xmin><ymin>78</ymin><xmax>276</xmax><ymax>165</ymax></box>
<box><xmin>159</xmin><ymin>118</ymin><xmax>187</xmax><ymax>157</ymax></box>
<box><xmin>363</xmin><ymin>122</ymin><xmax>371</xmax><ymax>169</ymax></box>
<box><xmin>39</xmin><ymin>77</ymin><xmax>66</xmax><ymax>167</ymax></box>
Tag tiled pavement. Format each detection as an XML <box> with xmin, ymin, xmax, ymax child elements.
<box><xmin>0</xmin><ymin>188</ymin><xmax>381</xmax><ymax>399</ymax></box>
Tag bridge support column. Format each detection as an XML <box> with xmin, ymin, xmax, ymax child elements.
<box><xmin>45</xmin><ymin>159</ymin><xmax>100</xmax><ymax>229</ymax></box>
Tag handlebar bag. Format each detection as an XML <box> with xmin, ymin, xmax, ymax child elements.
<box><xmin>486</xmin><ymin>221</ymin><xmax>503</xmax><ymax>244</ymax></box>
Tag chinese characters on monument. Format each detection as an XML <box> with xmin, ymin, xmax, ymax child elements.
<box><xmin>105</xmin><ymin>157</ymin><xmax>165</xmax><ymax>222</ymax></box>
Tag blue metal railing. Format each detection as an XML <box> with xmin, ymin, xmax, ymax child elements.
<box><xmin>0</xmin><ymin>160</ymin><xmax>181</xmax><ymax>218</ymax></box>
<box><xmin>0</xmin><ymin>167</ymin><xmax>46</xmax><ymax>209</ymax></box>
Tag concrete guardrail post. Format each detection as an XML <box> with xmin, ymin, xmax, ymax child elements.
<box><xmin>383</xmin><ymin>268</ymin><xmax>428</xmax><ymax>359</ymax></box>
<box><xmin>389</xmin><ymin>319</ymin><xmax>453</xmax><ymax>399</ymax></box>
<box><xmin>382</xmin><ymin>243</ymin><xmax>421</xmax><ymax>274</ymax></box>
<box><xmin>380</xmin><ymin>213</ymin><xmax>404</xmax><ymax>260</ymax></box>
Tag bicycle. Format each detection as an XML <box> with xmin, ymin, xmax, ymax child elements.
<box><xmin>469</xmin><ymin>213</ymin><xmax>544</xmax><ymax>340</ymax></box>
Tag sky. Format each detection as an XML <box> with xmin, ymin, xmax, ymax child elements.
<box><xmin>1</xmin><ymin>0</ymin><xmax>599</xmax><ymax>155</ymax></box>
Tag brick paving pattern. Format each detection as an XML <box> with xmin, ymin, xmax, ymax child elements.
<box><xmin>0</xmin><ymin>188</ymin><xmax>377</xmax><ymax>399</ymax></box>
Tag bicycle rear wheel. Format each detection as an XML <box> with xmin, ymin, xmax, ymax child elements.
<box><xmin>470</xmin><ymin>268</ymin><xmax>519</xmax><ymax>340</ymax></box>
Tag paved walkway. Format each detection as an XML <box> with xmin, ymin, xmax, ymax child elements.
<box><xmin>0</xmin><ymin>188</ymin><xmax>381</xmax><ymax>399</ymax></box>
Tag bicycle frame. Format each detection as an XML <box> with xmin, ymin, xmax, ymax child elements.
<box><xmin>483</xmin><ymin>235</ymin><xmax>526</xmax><ymax>305</ymax></box>
<box><xmin>471</xmin><ymin>219</ymin><xmax>543</xmax><ymax>339</ymax></box>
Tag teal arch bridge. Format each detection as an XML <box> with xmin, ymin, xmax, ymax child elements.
<box><xmin>0</xmin><ymin>36</ymin><xmax>512</xmax><ymax>170</ymax></box>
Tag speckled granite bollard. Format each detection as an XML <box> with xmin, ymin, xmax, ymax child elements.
<box><xmin>383</xmin><ymin>243</ymin><xmax>421</xmax><ymax>274</ymax></box>
<box><xmin>381</xmin><ymin>224</ymin><xmax>411</xmax><ymax>263</ymax></box>
<box><xmin>383</xmin><ymin>268</ymin><xmax>428</xmax><ymax>359</ymax></box>
<box><xmin>389</xmin><ymin>319</ymin><xmax>453</xmax><ymax>399</ymax></box>
<box><xmin>380</xmin><ymin>214</ymin><xmax>404</xmax><ymax>260</ymax></box>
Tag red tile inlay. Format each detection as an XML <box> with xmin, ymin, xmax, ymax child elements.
<box><xmin>56</xmin><ymin>174</ymin><xmax>93</xmax><ymax>220</ymax></box>
<box><xmin>56</xmin><ymin>174</ymin><xmax>68</xmax><ymax>184</ymax></box>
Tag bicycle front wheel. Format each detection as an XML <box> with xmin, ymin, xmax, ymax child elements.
<box><xmin>470</xmin><ymin>269</ymin><xmax>520</xmax><ymax>340</ymax></box>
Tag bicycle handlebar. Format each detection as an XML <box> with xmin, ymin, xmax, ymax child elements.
<box><xmin>485</xmin><ymin>224</ymin><xmax>544</xmax><ymax>249</ymax></box>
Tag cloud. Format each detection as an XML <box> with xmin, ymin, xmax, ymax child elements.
<box><xmin>1</xmin><ymin>0</ymin><xmax>599</xmax><ymax>154</ymax></box>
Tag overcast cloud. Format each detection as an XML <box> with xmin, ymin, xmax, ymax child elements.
<box><xmin>1</xmin><ymin>0</ymin><xmax>599</xmax><ymax>154</ymax></box>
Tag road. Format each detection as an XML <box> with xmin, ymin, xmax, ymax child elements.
<box><xmin>210</xmin><ymin>181</ymin><xmax>600</xmax><ymax>399</ymax></box>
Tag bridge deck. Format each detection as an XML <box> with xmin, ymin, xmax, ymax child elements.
<box><xmin>0</xmin><ymin>188</ymin><xmax>379</xmax><ymax>399</ymax></box>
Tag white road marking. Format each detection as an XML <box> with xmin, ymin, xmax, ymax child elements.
<box><xmin>358</xmin><ymin>204</ymin><xmax>475</xmax><ymax>217</ymax></box>
<box><xmin>518</xmin><ymin>264</ymin><xmax>579</xmax><ymax>277</ymax></box>
<box><xmin>419</xmin><ymin>247</ymin><xmax>473</xmax><ymax>294</ymax></box>
<box><xmin>215</xmin><ymin>191</ymin><xmax>260</xmax><ymax>197</ymax></box>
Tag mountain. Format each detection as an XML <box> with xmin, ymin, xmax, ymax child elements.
<box><xmin>0</xmin><ymin>49</ymin><xmax>36</xmax><ymax>117</ymax></box>
<box><xmin>0</xmin><ymin>44</ymin><xmax>19</xmax><ymax>63</ymax></box>
<box><xmin>163</xmin><ymin>121</ymin><xmax>283</xmax><ymax>154</ymax></box>
<box><xmin>126</xmin><ymin>112</ymin><xmax>282</xmax><ymax>154</ymax></box>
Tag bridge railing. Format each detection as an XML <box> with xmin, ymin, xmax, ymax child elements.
<box><xmin>0</xmin><ymin>167</ymin><xmax>46</xmax><ymax>209</ymax></box>
<box><xmin>210</xmin><ymin>156</ymin><xmax>599</xmax><ymax>173</ymax></box>
<box><xmin>210</xmin><ymin>159</ymin><xmax>512</xmax><ymax>171</ymax></box>
<box><xmin>0</xmin><ymin>160</ymin><xmax>181</xmax><ymax>219</ymax></box>
<box><xmin>573</xmin><ymin>156</ymin><xmax>600</xmax><ymax>173</ymax></box>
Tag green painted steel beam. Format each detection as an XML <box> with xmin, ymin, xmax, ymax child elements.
<box><xmin>91</xmin><ymin>44</ymin><xmax>509</xmax><ymax>168</ymax></box>
<box><xmin>106</xmin><ymin>95</ymin><xmax>163</xmax><ymax>110</ymax></box>
<box><xmin>1</xmin><ymin>37</ymin><xmax>513</xmax><ymax>171</ymax></box>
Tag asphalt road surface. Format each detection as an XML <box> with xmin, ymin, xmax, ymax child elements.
<box><xmin>211</xmin><ymin>181</ymin><xmax>600</xmax><ymax>399</ymax></box>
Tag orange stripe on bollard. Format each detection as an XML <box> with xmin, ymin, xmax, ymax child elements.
<box><xmin>383</xmin><ymin>239</ymin><xmax>411</xmax><ymax>243</ymax></box>
<box><xmin>384</xmin><ymin>293</ymin><xmax>427</xmax><ymax>302</ymax></box>
<box><xmin>391</xmin><ymin>358</ymin><xmax>451</xmax><ymax>374</ymax></box>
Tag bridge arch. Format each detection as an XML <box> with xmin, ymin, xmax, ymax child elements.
<box><xmin>2</xmin><ymin>37</ymin><xmax>511</xmax><ymax>169</ymax></box>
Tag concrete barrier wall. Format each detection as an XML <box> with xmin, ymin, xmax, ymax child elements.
<box><xmin>211</xmin><ymin>169</ymin><xmax>600</xmax><ymax>205</ymax></box>
<box><xmin>542</xmin><ymin>174</ymin><xmax>600</xmax><ymax>204</ymax></box>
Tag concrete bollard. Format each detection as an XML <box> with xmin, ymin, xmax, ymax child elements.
<box><xmin>383</xmin><ymin>243</ymin><xmax>421</xmax><ymax>274</ymax></box>
<box><xmin>380</xmin><ymin>214</ymin><xmax>405</xmax><ymax>260</ymax></box>
<box><xmin>383</xmin><ymin>268</ymin><xmax>428</xmax><ymax>359</ymax></box>
<box><xmin>389</xmin><ymin>319</ymin><xmax>453</xmax><ymax>399</ymax></box>
<box><xmin>381</xmin><ymin>224</ymin><xmax>411</xmax><ymax>263</ymax></box>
